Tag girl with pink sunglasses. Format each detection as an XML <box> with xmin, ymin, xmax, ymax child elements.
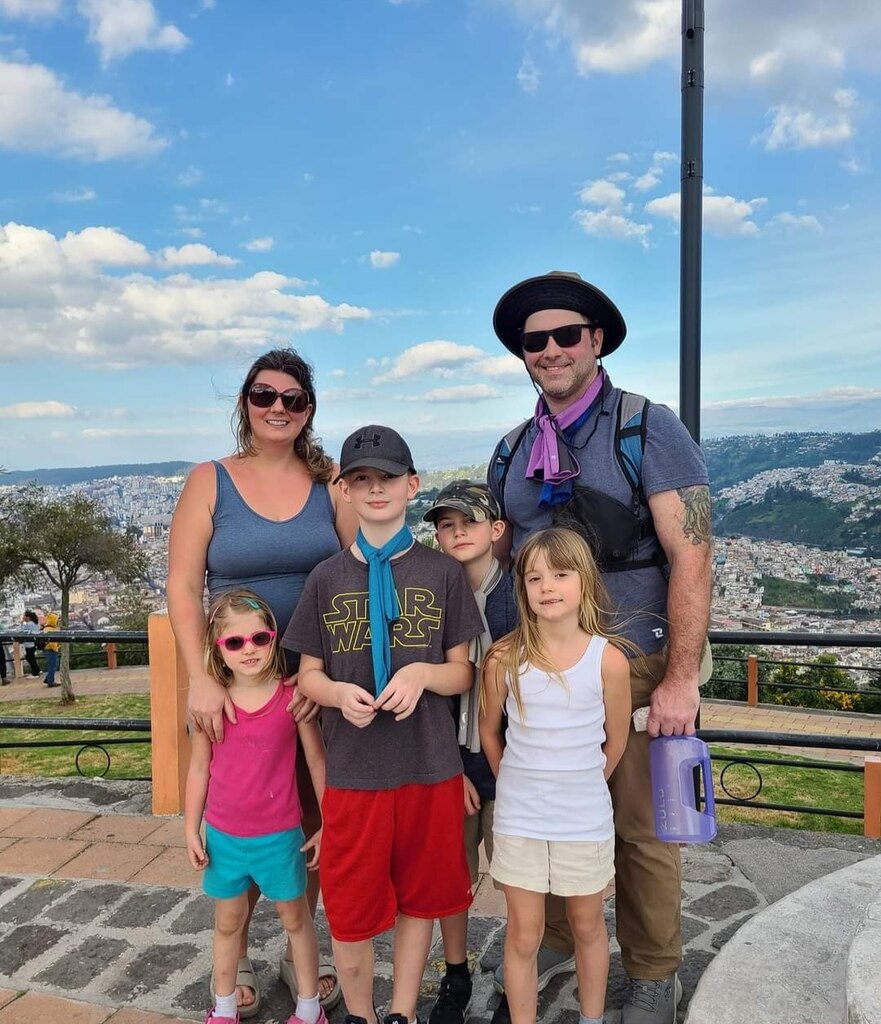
<box><xmin>185</xmin><ymin>588</ymin><xmax>327</xmax><ymax>1024</ymax></box>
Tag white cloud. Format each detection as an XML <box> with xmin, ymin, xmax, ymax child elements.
<box><xmin>199</xmin><ymin>198</ymin><xmax>228</xmax><ymax>214</ymax></box>
<box><xmin>0</xmin><ymin>220</ymin><xmax>371</xmax><ymax>364</ymax></box>
<box><xmin>323</xmin><ymin>387</ymin><xmax>371</xmax><ymax>402</ymax></box>
<box><xmin>0</xmin><ymin>400</ymin><xmax>76</xmax><ymax>418</ymax></box>
<box><xmin>415</xmin><ymin>384</ymin><xmax>501</xmax><ymax>403</ymax></box>
<box><xmin>498</xmin><ymin>2</ymin><xmax>881</xmax><ymax>143</ymax></box>
<box><xmin>242</xmin><ymin>236</ymin><xmax>275</xmax><ymax>253</ymax></box>
<box><xmin>177</xmin><ymin>165</ymin><xmax>203</xmax><ymax>187</ymax></box>
<box><xmin>178</xmin><ymin>227</ymin><xmax>204</xmax><ymax>239</ymax></box>
<box><xmin>331</xmin><ymin>368</ymin><xmax>347</xmax><ymax>378</ymax></box>
<box><xmin>225</xmin><ymin>71</ymin><xmax>234</xmax><ymax>87</ymax></box>
<box><xmin>0</xmin><ymin>0</ymin><xmax>61</xmax><ymax>17</ymax></box>
<box><xmin>840</xmin><ymin>156</ymin><xmax>868</xmax><ymax>175</ymax></box>
<box><xmin>759</xmin><ymin>91</ymin><xmax>858</xmax><ymax>151</ymax></box>
<box><xmin>632</xmin><ymin>149</ymin><xmax>677</xmax><ymax>192</ymax></box>
<box><xmin>60</xmin><ymin>226</ymin><xmax>151</xmax><ymax>266</ymax></box>
<box><xmin>578</xmin><ymin>178</ymin><xmax>626</xmax><ymax>210</ymax></box>
<box><xmin>607</xmin><ymin>151</ymin><xmax>630</xmax><ymax>163</ymax></box>
<box><xmin>516</xmin><ymin>55</ymin><xmax>540</xmax><ymax>93</ymax></box>
<box><xmin>373</xmin><ymin>340</ymin><xmax>485</xmax><ymax>383</ymax></box>
<box><xmin>77</xmin><ymin>0</ymin><xmax>189</xmax><ymax>64</ymax></box>
<box><xmin>511</xmin><ymin>203</ymin><xmax>542</xmax><ymax>215</ymax></box>
<box><xmin>767</xmin><ymin>212</ymin><xmax>823</xmax><ymax>233</ymax></box>
<box><xmin>81</xmin><ymin>426</ymin><xmax>218</xmax><ymax>439</ymax></box>
<box><xmin>51</xmin><ymin>186</ymin><xmax>97</xmax><ymax>202</ymax></box>
<box><xmin>645</xmin><ymin>189</ymin><xmax>766</xmax><ymax>237</ymax></box>
<box><xmin>369</xmin><ymin>250</ymin><xmax>400</xmax><ymax>269</ymax></box>
<box><xmin>0</xmin><ymin>59</ymin><xmax>168</xmax><ymax>162</ymax></box>
<box><xmin>472</xmin><ymin>354</ymin><xmax>526</xmax><ymax>379</ymax></box>
<box><xmin>157</xmin><ymin>243</ymin><xmax>239</xmax><ymax>268</ymax></box>
<box><xmin>574</xmin><ymin>174</ymin><xmax>651</xmax><ymax>246</ymax></box>
<box><xmin>573</xmin><ymin>208</ymin><xmax>652</xmax><ymax>247</ymax></box>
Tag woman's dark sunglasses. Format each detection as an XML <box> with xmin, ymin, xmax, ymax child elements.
<box><xmin>521</xmin><ymin>322</ymin><xmax>594</xmax><ymax>354</ymax></box>
<box><xmin>248</xmin><ymin>385</ymin><xmax>310</xmax><ymax>413</ymax></box>
<box><xmin>215</xmin><ymin>629</ymin><xmax>277</xmax><ymax>652</ymax></box>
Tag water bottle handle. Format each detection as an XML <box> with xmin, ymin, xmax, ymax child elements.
<box><xmin>700</xmin><ymin>752</ymin><xmax>716</xmax><ymax>817</ymax></box>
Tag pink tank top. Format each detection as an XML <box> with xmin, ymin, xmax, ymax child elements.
<box><xmin>205</xmin><ymin>681</ymin><xmax>302</xmax><ymax>837</ymax></box>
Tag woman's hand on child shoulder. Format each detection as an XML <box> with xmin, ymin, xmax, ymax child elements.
<box><xmin>374</xmin><ymin>663</ymin><xmax>425</xmax><ymax>721</ymax></box>
<box><xmin>284</xmin><ymin>677</ymin><xmax>320</xmax><ymax>723</ymax></box>
<box><xmin>338</xmin><ymin>683</ymin><xmax>377</xmax><ymax>728</ymax></box>
<box><xmin>301</xmin><ymin>827</ymin><xmax>322</xmax><ymax>870</ymax></box>
<box><xmin>185</xmin><ymin>832</ymin><xmax>209</xmax><ymax>871</ymax></box>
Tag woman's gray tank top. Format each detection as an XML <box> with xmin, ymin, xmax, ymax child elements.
<box><xmin>206</xmin><ymin>461</ymin><xmax>341</xmax><ymax>635</ymax></box>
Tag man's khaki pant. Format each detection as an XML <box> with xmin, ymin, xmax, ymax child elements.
<box><xmin>541</xmin><ymin>649</ymin><xmax>683</xmax><ymax>980</ymax></box>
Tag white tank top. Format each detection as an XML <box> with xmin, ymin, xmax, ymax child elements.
<box><xmin>493</xmin><ymin>635</ymin><xmax>614</xmax><ymax>842</ymax></box>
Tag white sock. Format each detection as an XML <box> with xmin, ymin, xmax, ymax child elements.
<box><xmin>295</xmin><ymin>993</ymin><xmax>321</xmax><ymax>1024</ymax></box>
<box><xmin>213</xmin><ymin>992</ymin><xmax>238</xmax><ymax>1018</ymax></box>
<box><xmin>579</xmin><ymin>1016</ymin><xmax>604</xmax><ymax>1024</ymax></box>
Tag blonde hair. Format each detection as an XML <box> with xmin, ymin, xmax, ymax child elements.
<box><xmin>484</xmin><ymin>527</ymin><xmax>639</xmax><ymax>721</ymax></box>
<box><xmin>233</xmin><ymin>348</ymin><xmax>334</xmax><ymax>483</ymax></box>
<box><xmin>203</xmin><ymin>589</ymin><xmax>286</xmax><ymax>686</ymax></box>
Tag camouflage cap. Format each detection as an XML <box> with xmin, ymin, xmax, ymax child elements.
<box><xmin>422</xmin><ymin>479</ymin><xmax>502</xmax><ymax>525</ymax></box>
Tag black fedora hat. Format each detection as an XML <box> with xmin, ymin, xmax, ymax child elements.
<box><xmin>493</xmin><ymin>270</ymin><xmax>627</xmax><ymax>359</ymax></box>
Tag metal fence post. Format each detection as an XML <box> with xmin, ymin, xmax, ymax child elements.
<box><xmin>11</xmin><ymin>641</ymin><xmax>22</xmax><ymax>678</ymax></box>
<box><xmin>106</xmin><ymin>642</ymin><xmax>117</xmax><ymax>670</ymax></box>
<box><xmin>148</xmin><ymin>612</ymin><xmax>190</xmax><ymax>815</ymax></box>
<box><xmin>747</xmin><ymin>654</ymin><xmax>759</xmax><ymax>706</ymax></box>
<box><xmin>864</xmin><ymin>756</ymin><xmax>881</xmax><ymax>839</ymax></box>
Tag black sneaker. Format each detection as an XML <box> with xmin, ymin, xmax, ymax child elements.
<box><xmin>344</xmin><ymin>1017</ymin><xmax>370</xmax><ymax>1024</ymax></box>
<box><xmin>383</xmin><ymin>1015</ymin><xmax>413</xmax><ymax>1024</ymax></box>
<box><xmin>428</xmin><ymin>971</ymin><xmax>473</xmax><ymax>1024</ymax></box>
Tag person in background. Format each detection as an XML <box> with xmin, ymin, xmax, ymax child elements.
<box><xmin>20</xmin><ymin>610</ymin><xmax>41</xmax><ymax>677</ymax></box>
<box><xmin>41</xmin><ymin>612</ymin><xmax>61</xmax><ymax>688</ymax></box>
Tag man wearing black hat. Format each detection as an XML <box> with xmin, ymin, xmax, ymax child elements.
<box><xmin>487</xmin><ymin>272</ymin><xmax>712</xmax><ymax>1024</ymax></box>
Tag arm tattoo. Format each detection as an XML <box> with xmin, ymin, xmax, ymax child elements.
<box><xmin>676</xmin><ymin>485</ymin><xmax>711</xmax><ymax>546</ymax></box>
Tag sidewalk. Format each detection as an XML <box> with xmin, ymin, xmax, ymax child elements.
<box><xmin>1</xmin><ymin>673</ymin><xmax>880</xmax><ymax>1021</ymax></box>
<box><xmin>0</xmin><ymin>776</ymin><xmax>879</xmax><ymax>1023</ymax></box>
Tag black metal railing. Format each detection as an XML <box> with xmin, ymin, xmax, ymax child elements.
<box><xmin>698</xmin><ymin>729</ymin><xmax>881</xmax><ymax>824</ymax></box>
<box><xmin>0</xmin><ymin>629</ymin><xmax>151</xmax><ymax>780</ymax></box>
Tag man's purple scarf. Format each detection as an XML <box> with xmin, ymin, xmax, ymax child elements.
<box><xmin>526</xmin><ymin>369</ymin><xmax>605</xmax><ymax>507</ymax></box>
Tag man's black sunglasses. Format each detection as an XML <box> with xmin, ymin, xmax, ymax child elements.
<box><xmin>248</xmin><ymin>385</ymin><xmax>311</xmax><ymax>413</ymax></box>
<box><xmin>521</xmin><ymin>322</ymin><xmax>596</xmax><ymax>354</ymax></box>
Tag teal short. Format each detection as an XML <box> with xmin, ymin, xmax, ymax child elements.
<box><xmin>204</xmin><ymin>824</ymin><xmax>307</xmax><ymax>902</ymax></box>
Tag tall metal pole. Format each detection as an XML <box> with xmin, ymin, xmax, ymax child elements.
<box><xmin>680</xmin><ymin>0</ymin><xmax>704</xmax><ymax>443</ymax></box>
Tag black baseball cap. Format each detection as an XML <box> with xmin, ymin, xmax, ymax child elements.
<box><xmin>334</xmin><ymin>424</ymin><xmax>416</xmax><ymax>483</ymax></box>
<box><xmin>423</xmin><ymin>479</ymin><xmax>502</xmax><ymax>525</ymax></box>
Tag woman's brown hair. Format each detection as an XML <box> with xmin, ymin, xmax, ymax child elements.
<box><xmin>233</xmin><ymin>348</ymin><xmax>334</xmax><ymax>482</ymax></box>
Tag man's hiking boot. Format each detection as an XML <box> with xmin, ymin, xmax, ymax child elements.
<box><xmin>489</xmin><ymin>995</ymin><xmax>510</xmax><ymax>1024</ymax></box>
<box><xmin>621</xmin><ymin>974</ymin><xmax>682</xmax><ymax>1024</ymax></box>
<box><xmin>493</xmin><ymin>945</ymin><xmax>576</xmax><ymax>994</ymax></box>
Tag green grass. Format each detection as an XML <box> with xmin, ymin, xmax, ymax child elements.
<box><xmin>710</xmin><ymin>745</ymin><xmax>865</xmax><ymax>835</ymax></box>
<box><xmin>0</xmin><ymin>695</ymin><xmax>151</xmax><ymax>780</ymax></box>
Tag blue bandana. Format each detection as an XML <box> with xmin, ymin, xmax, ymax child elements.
<box><xmin>356</xmin><ymin>524</ymin><xmax>413</xmax><ymax>695</ymax></box>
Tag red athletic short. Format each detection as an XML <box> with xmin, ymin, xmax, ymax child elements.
<box><xmin>320</xmin><ymin>775</ymin><xmax>473</xmax><ymax>943</ymax></box>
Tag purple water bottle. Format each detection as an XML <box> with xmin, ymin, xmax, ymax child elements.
<box><xmin>650</xmin><ymin>735</ymin><xmax>716</xmax><ymax>843</ymax></box>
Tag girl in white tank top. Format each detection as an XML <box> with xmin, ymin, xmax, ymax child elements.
<box><xmin>479</xmin><ymin>528</ymin><xmax>633</xmax><ymax>1024</ymax></box>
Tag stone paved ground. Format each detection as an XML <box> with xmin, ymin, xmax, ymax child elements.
<box><xmin>0</xmin><ymin>779</ymin><xmax>878</xmax><ymax>1023</ymax></box>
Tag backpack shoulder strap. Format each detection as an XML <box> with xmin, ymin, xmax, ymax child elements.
<box><xmin>490</xmin><ymin>418</ymin><xmax>531</xmax><ymax>520</ymax></box>
<box><xmin>615</xmin><ymin>391</ymin><xmax>651</xmax><ymax>505</ymax></box>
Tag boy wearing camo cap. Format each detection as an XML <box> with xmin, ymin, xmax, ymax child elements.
<box><xmin>422</xmin><ymin>481</ymin><xmax>518</xmax><ymax>1024</ymax></box>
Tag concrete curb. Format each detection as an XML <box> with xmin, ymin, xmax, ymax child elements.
<box><xmin>847</xmin><ymin>885</ymin><xmax>881</xmax><ymax>1024</ymax></box>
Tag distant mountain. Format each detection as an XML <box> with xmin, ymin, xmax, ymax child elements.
<box><xmin>704</xmin><ymin>431</ymin><xmax>881</xmax><ymax>491</ymax></box>
<box><xmin>1</xmin><ymin>462</ymin><xmax>193</xmax><ymax>486</ymax></box>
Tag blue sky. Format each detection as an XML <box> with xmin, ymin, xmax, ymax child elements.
<box><xmin>1</xmin><ymin>0</ymin><xmax>880</xmax><ymax>472</ymax></box>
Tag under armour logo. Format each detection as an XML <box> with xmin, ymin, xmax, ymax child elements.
<box><xmin>355</xmin><ymin>433</ymin><xmax>382</xmax><ymax>449</ymax></box>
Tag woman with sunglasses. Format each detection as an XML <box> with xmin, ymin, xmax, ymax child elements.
<box><xmin>169</xmin><ymin>348</ymin><xmax>356</xmax><ymax>1018</ymax></box>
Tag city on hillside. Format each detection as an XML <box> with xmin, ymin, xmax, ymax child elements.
<box><xmin>2</xmin><ymin>431</ymin><xmax>881</xmax><ymax>672</ymax></box>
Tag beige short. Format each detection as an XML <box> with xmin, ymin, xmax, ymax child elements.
<box><xmin>463</xmin><ymin>800</ymin><xmax>495</xmax><ymax>885</ymax></box>
<box><xmin>490</xmin><ymin>832</ymin><xmax>615</xmax><ymax>897</ymax></box>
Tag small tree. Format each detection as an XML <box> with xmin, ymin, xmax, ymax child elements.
<box><xmin>0</xmin><ymin>485</ymin><xmax>147</xmax><ymax>703</ymax></box>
